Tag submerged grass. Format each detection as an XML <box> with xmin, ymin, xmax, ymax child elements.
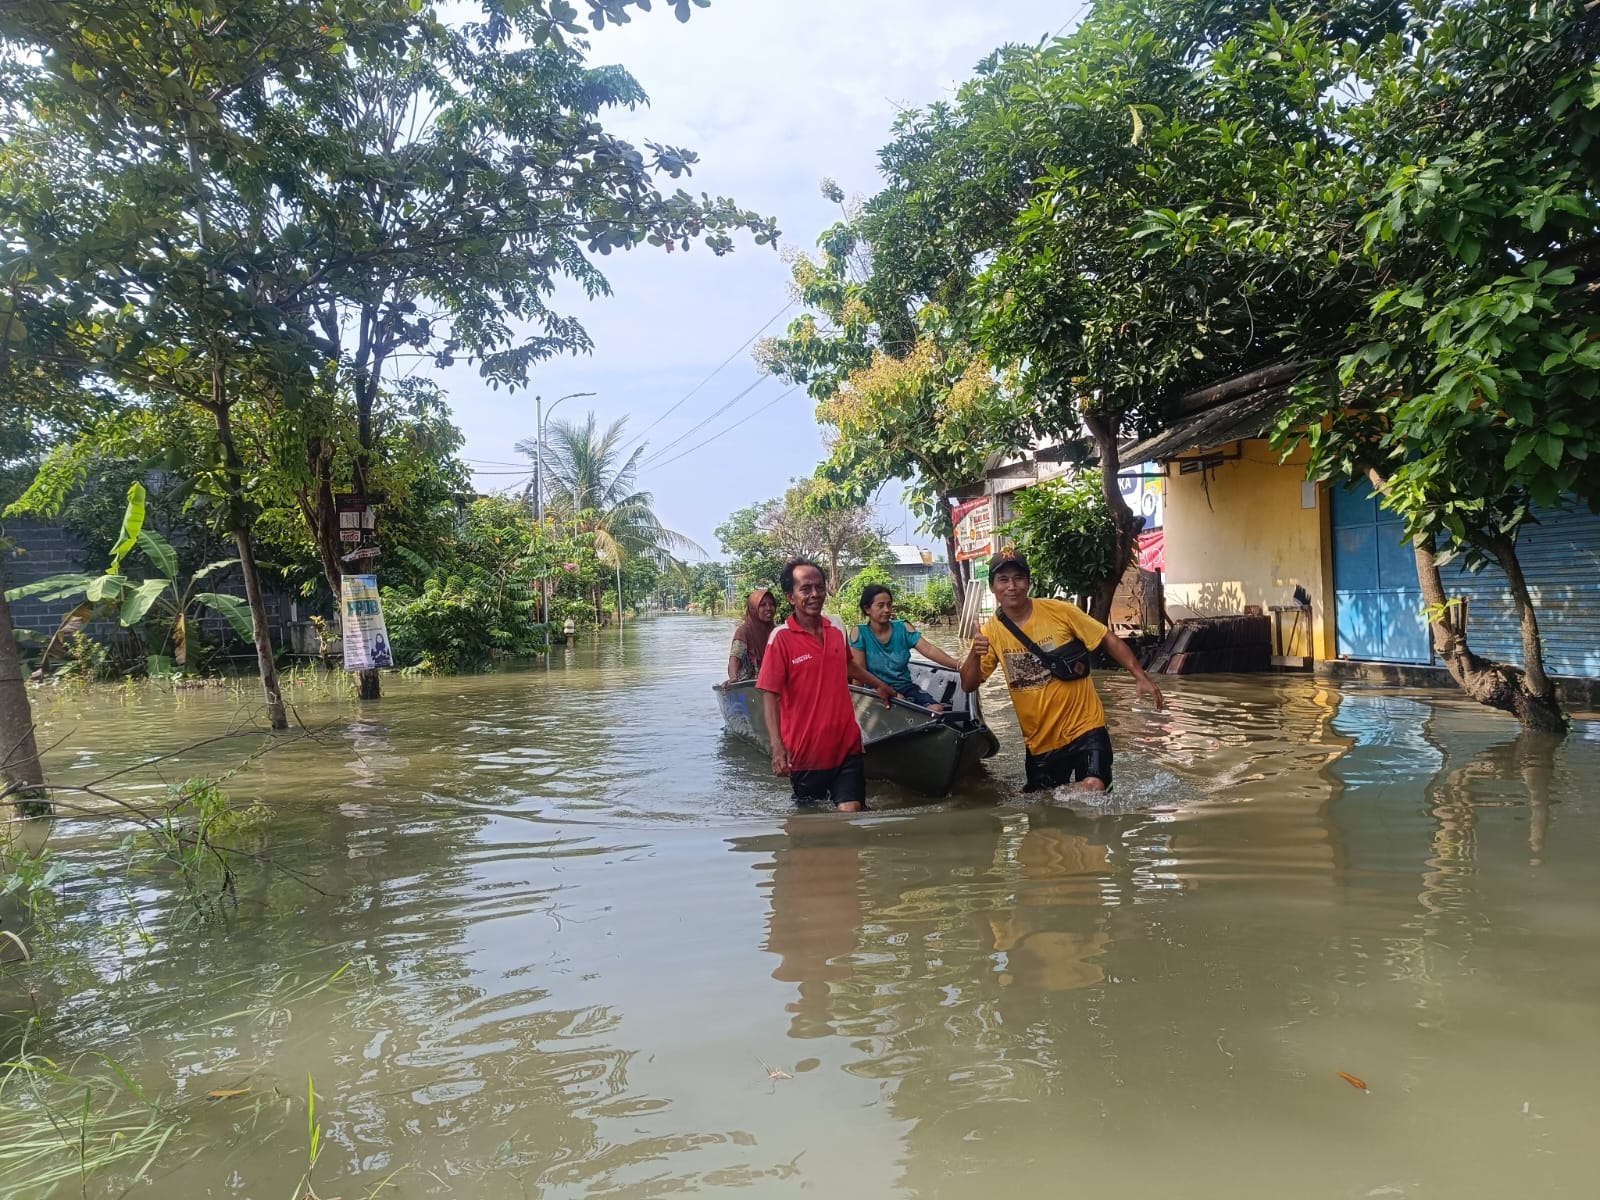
<box><xmin>0</xmin><ymin>1028</ymin><xmax>178</xmax><ymax>1198</ymax></box>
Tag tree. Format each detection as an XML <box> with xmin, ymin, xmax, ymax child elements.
<box><xmin>714</xmin><ymin>500</ymin><xmax>788</xmax><ymax>593</ymax></box>
<box><xmin>0</xmin><ymin>0</ymin><xmax>432</xmax><ymax>727</ymax></box>
<box><xmin>2</xmin><ymin>0</ymin><xmax>776</xmax><ymax>711</ymax></box>
<box><xmin>1003</xmin><ymin>475</ymin><xmax>1119</xmax><ymax>605</ymax></box>
<box><xmin>714</xmin><ymin>479</ymin><xmax>886</xmax><ymax>596</ymax></box>
<box><xmin>757</xmin><ymin>180</ymin><xmax>1029</xmax><ymax>607</ymax></box>
<box><xmin>528</xmin><ymin>412</ymin><xmax>698</xmax><ymax>565</ymax></box>
<box><xmin>277</xmin><ymin>1</ymin><xmax>774</xmax><ymax>694</ymax></box>
<box><xmin>1117</xmin><ymin>0</ymin><xmax>1600</xmax><ymax>730</ymax></box>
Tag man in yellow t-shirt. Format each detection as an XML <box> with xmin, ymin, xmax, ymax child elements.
<box><xmin>959</xmin><ymin>549</ymin><xmax>1164</xmax><ymax>792</ymax></box>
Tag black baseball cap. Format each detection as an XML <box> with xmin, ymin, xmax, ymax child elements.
<box><xmin>988</xmin><ymin>548</ymin><xmax>1030</xmax><ymax>578</ymax></box>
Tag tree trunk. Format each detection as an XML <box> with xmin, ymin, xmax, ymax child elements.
<box><xmin>1368</xmin><ymin>470</ymin><xmax>1567</xmax><ymax>735</ymax></box>
<box><xmin>302</xmin><ymin>433</ymin><xmax>344</xmax><ymax>601</ymax></box>
<box><xmin>0</xmin><ymin>568</ymin><xmax>48</xmax><ymax>816</ymax></box>
<box><xmin>352</xmin><ymin>344</ymin><xmax>383</xmax><ymax>701</ymax></box>
<box><xmin>211</xmin><ymin>393</ymin><xmax>288</xmax><ymax>731</ymax></box>
<box><xmin>936</xmin><ymin>495</ymin><xmax>967</xmax><ymax>612</ymax></box>
<box><xmin>1085</xmin><ymin>409</ymin><xmax>1142</xmax><ymax>626</ymax></box>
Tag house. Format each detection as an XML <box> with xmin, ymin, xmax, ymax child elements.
<box><xmin>1118</xmin><ymin>375</ymin><xmax>1600</xmax><ymax>699</ymax></box>
<box><xmin>950</xmin><ymin>443</ymin><xmax>1165</xmax><ymax>628</ymax></box>
<box><xmin>886</xmin><ymin>544</ymin><xmax>942</xmax><ymax>594</ymax></box>
<box><xmin>951</xmin><ymin>365</ymin><xmax>1599</xmax><ymax>700</ymax></box>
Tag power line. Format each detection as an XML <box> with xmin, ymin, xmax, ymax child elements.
<box><xmin>639</xmin><ymin>376</ymin><xmax>770</xmax><ymax>466</ymax></box>
<box><xmin>642</xmin><ymin>385</ymin><xmax>800</xmax><ymax>473</ymax></box>
<box><xmin>618</xmin><ymin>299</ymin><xmax>796</xmax><ymax>453</ymax></box>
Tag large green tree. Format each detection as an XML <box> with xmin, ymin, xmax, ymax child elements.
<box><xmin>1124</xmin><ymin>0</ymin><xmax>1600</xmax><ymax>730</ymax></box>
<box><xmin>3</xmin><ymin>0</ymin><xmax>773</xmax><ymax>710</ymax></box>
<box><xmin>809</xmin><ymin>0</ymin><xmax>1597</xmax><ymax>730</ymax></box>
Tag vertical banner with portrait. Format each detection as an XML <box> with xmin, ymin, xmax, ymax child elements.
<box><xmin>953</xmin><ymin>496</ymin><xmax>995</xmax><ymax>562</ymax></box>
<box><xmin>341</xmin><ymin>574</ymin><xmax>393</xmax><ymax>671</ymax></box>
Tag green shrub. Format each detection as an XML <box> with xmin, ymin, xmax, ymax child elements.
<box><xmin>830</xmin><ymin>564</ymin><xmax>895</xmax><ymax>621</ymax></box>
<box><xmin>924</xmin><ymin>575</ymin><xmax>956</xmax><ymax>617</ymax></box>
<box><xmin>1003</xmin><ymin>475</ymin><xmax>1118</xmax><ymax>601</ymax></box>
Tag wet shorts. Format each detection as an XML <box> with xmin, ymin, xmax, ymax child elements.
<box><xmin>1024</xmin><ymin>727</ymin><xmax>1113</xmax><ymax>792</ymax></box>
<box><xmin>896</xmin><ymin>682</ymin><xmax>942</xmax><ymax>709</ymax></box>
<box><xmin>791</xmin><ymin>752</ymin><xmax>867</xmax><ymax>808</ymax></box>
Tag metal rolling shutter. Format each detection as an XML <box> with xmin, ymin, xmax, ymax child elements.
<box><xmin>1442</xmin><ymin>507</ymin><xmax>1600</xmax><ymax>679</ymax></box>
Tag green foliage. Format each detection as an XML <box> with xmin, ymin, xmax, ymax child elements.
<box><xmin>923</xmin><ymin>575</ymin><xmax>956</xmax><ymax>619</ymax></box>
<box><xmin>758</xmin><ymin>181</ymin><xmax>1027</xmax><ymax>549</ymax></box>
<box><xmin>1003</xmin><ymin>475</ymin><xmax>1119</xmax><ymax>603</ymax></box>
<box><xmin>694</xmin><ymin>584</ymin><xmax>728</xmax><ymax>615</ymax></box>
<box><xmin>715</xmin><ymin>478</ymin><xmax>886</xmax><ymax>594</ymax></box>
<box><xmin>830</xmin><ymin>564</ymin><xmax>896</xmax><ymax>621</ymax></box>
<box><xmin>380</xmin><ymin>496</ymin><xmax>606</xmax><ymax>671</ymax></box>
<box><xmin>54</xmin><ymin>632</ymin><xmax>112</xmax><ymax>682</ymax></box>
<box><xmin>828</xmin><ymin>564</ymin><xmax>951</xmax><ymax>625</ymax></box>
<box><xmin>527</xmin><ymin>412</ymin><xmax>700</xmax><ymax>571</ymax></box>
<box><xmin>5</xmin><ymin>483</ymin><xmax>251</xmax><ymax>673</ymax></box>
<box><xmin>714</xmin><ymin>501</ymin><xmax>788</xmax><ymax>593</ymax></box>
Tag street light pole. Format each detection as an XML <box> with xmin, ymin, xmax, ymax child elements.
<box><xmin>535</xmin><ymin>391</ymin><xmax>594</xmax><ymax>625</ymax></box>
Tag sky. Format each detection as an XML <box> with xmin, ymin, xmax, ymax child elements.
<box><xmin>441</xmin><ymin>0</ymin><xmax>1081</xmax><ymax>558</ymax></box>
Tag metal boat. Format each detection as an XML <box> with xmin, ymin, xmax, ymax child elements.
<box><xmin>713</xmin><ymin>660</ymin><xmax>1000</xmax><ymax>797</ymax></box>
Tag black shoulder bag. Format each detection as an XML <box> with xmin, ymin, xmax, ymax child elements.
<box><xmin>995</xmin><ymin>608</ymin><xmax>1093</xmax><ymax>682</ymax></box>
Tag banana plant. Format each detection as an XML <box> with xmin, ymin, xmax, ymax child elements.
<box><xmin>5</xmin><ymin>482</ymin><xmax>252</xmax><ymax>675</ymax></box>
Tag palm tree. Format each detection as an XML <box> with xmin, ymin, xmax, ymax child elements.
<box><xmin>517</xmin><ymin>413</ymin><xmax>701</xmax><ymax>618</ymax></box>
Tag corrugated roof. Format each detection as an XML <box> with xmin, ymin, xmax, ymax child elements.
<box><xmin>888</xmin><ymin>544</ymin><xmax>933</xmax><ymax>566</ymax></box>
<box><xmin>1121</xmin><ymin>387</ymin><xmax>1290</xmax><ymax>464</ymax></box>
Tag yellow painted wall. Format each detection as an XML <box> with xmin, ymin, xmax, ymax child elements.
<box><xmin>1161</xmin><ymin>441</ymin><xmax>1337</xmax><ymax>660</ymax></box>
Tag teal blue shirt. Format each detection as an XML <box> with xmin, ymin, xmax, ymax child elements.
<box><xmin>848</xmin><ymin>620</ymin><xmax>922</xmax><ymax>693</ymax></box>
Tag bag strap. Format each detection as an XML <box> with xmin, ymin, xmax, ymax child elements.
<box><xmin>995</xmin><ymin>607</ymin><xmax>1054</xmax><ymax>666</ymax></box>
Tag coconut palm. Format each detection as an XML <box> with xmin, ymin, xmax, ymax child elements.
<box><xmin>516</xmin><ymin>414</ymin><xmax>701</xmax><ymax>617</ymax></box>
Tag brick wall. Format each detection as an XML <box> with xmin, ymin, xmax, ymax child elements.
<box><xmin>3</xmin><ymin>518</ymin><xmax>295</xmax><ymax>651</ymax></box>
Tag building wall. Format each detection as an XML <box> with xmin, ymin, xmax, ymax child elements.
<box><xmin>4</xmin><ymin>517</ymin><xmax>296</xmax><ymax>652</ymax></box>
<box><xmin>1161</xmin><ymin>441</ymin><xmax>1336</xmax><ymax>660</ymax></box>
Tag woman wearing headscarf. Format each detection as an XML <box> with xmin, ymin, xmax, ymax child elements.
<box><xmin>726</xmin><ymin>587</ymin><xmax>778</xmax><ymax>683</ymax></box>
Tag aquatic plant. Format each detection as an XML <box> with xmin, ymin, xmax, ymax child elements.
<box><xmin>0</xmin><ymin>1022</ymin><xmax>176</xmax><ymax>1197</ymax></box>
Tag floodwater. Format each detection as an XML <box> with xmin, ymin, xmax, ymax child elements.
<box><xmin>5</xmin><ymin>614</ymin><xmax>1600</xmax><ymax>1199</ymax></box>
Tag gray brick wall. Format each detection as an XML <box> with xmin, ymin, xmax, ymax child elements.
<box><xmin>4</xmin><ymin>518</ymin><xmax>294</xmax><ymax>652</ymax></box>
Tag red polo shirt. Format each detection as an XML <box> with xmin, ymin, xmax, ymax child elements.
<box><xmin>756</xmin><ymin>614</ymin><xmax>863</xmax><ymax>771</ymax></box>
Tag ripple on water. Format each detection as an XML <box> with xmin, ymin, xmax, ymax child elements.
<box><xmin>13</xmin><ymin>620</ymin><xmax>1600</xmax><ymax>1200</ymax></box>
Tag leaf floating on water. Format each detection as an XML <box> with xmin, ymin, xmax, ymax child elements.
<box><xmin>756</xmin><ymin>1056</ymin><xmax>792</xmax><ymax>1081</ymax></box>
<box><xmin>1336</xmin><ymin>1071</ymin><xmax>1369</xmax><ymax>1092</ymax></box>
<box><xmin>207</xmin><ymin>1087</ymin><xmax>251</xmax><ymax>1099</ymax></box>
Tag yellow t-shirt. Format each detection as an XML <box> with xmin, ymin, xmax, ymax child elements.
<box><xmin>978</xmin><ymin>598</ymin><xmax>1109</xmax><ymax>755</ymax></box>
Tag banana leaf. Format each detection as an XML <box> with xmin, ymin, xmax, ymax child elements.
<box><xmin>108</xmin><ymin>482</ymin><xmax>148</xmax><ymax>573</ymax></box>
<box><xmin>136</xmin><ymin>529</ymin><xmax>178</xmax><ymax>579</ymax></box>
<box><xmin>193</xmin><ymin>592</ymin><xmax>254</xmax><ymax>642</ymax></box>
<box><xmin>119</xmin><ymin>578</ymin><xmax>171</xmax><ymax>626</ymax></box>
<box><xmin>4</xmin><ymin>573</ymin><xmax>94</xmax><ymax>603</ymax></box>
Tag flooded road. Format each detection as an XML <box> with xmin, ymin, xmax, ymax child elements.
<box><xmin>6</xmin><ymin>614</ymin><xmax>1600</xmax><ymax>1199</ymax></box>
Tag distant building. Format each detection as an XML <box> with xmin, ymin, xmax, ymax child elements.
<box><xmin>886</xmin><ymin>544</ymin><xmax>941</xmax><ymax>594</ymax></box>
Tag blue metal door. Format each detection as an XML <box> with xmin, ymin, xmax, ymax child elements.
<box><xmin>1331</xmin><ymin>484</ymin><xmax>1432</xmax><ymax>664</ymax></box>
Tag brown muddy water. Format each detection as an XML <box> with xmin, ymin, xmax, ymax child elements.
<box><xmin>5</xmin><ymin>614</ymin><xmax>1600</xmax><ymax>1199</ymax></box>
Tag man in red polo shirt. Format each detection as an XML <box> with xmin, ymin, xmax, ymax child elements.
<box><xmin>757</xmin><ymin>557</ymin><xmax>891</xmax><ymax>811</ymax></box>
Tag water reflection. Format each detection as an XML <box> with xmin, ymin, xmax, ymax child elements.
<box><xmin>6</xmin><ymin>619</ymin><xmax>1600</xmax><ymax>1199</ymax></box>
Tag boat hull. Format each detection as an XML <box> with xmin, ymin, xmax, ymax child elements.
<box><xmin>714</xmin><ymin>662</ymin><xmax>999</xmax><ymax>797</ymax></box>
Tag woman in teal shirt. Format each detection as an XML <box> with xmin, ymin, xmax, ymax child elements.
<box><xmin>848</xmin><ymin>584</ymin><xmax>963</xmax><ymax>710</ymax></box>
